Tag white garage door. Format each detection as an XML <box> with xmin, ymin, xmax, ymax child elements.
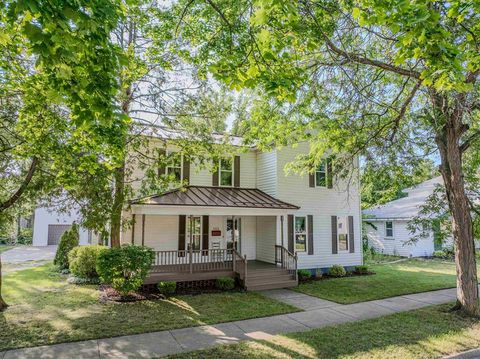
<box><xmin>47</xmin><ymin>224</ymin><xmax>72</xmax><ymax>245</ymax></box>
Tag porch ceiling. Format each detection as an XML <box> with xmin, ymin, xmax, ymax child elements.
<box><xmin>131</xmin><ymin>186</ymin><xmax>299</xmax><ymax>210</ymax></box>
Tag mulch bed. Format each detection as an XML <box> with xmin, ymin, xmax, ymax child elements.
<box><xmin>299</xmin><ymin>271</ymin><xmax>376</xmax><ymax>284</ymax></box>
<box><xmin>99</xmin><ymin>281</ymin><xmax>244</xmax><ymax>302</ymax></box>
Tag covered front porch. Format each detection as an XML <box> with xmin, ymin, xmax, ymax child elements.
<box><xmin>126</xmin><ymin>186</ymin><xmax>300</xmax><ymax>289</ymax></box>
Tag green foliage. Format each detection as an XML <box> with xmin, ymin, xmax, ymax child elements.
<box><xmin>157</xmin><ymin>281</ymin><xmax>176</xmax><ymax>296</ymax></box>
<box><xmin>433</xmin><ymin>248</ymin><xmax>455</xmax><ymax>260</ymax></box>
<box><xmin>361</xmin><ymin>160</ymin><xmax>437</xmax><ymax>209</ymax></box>
<box><xmin>68</xmin><ymin>245</ymin><xmax>107</xmax><ymax>280</ymax></box>
<box><xmin>96</xmin><ymin>245</ymin><xmax>154</xmax><ymax>296</ymax></box>
<box><xmin>328</xmin><ymin>265</ymin><xmax>347</xmax><ymax>278</ymax></box>
<box><xmin>297</xmin><ymin>269</ymin><xmax>312</xmax><ymax>281</ymax></box>
<box><xmin>215</xmin><ymin>277</ymin><xmax>235</xmax><ymax>291</ymax></box>
<box><xmin>53</xmin><ymin>224</ymin><xmax>79</xmax><ymax>270</ymax></box>
<box><xmin>355</xmin><ymin>265</ymin><xmax>370</xmax><ymax>275</ymax></box>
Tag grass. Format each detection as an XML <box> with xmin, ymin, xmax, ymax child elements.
<box><xmin>0</xmin><ymin>245</ymin><xmax>12</xmax><ymax>254</ymax></box>
<box><xmin>0</xmin><ymin>264</ymin><xmax>298</xmax><ymax>351</ymax></box>
<box><xmin>294</xmin><ymin>258</ymin><xmax>479</xmax><ymax>304</ymax></box>
<box><xmin>167</xmin><ymin>303</ymin><xmax>480</xmax><ymax>359</ymax></box>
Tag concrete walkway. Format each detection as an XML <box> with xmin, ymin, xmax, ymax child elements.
<box><xmin>1</xmin><ymin>246</ymin><xmax>57</xmax><ymax>263</ymax></box>
<box><xmin>0</xmin><ymin>287</ymin><xmax>463</xmax><ymax>359</ymax></box>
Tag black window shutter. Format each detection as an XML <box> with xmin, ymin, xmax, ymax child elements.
<box><xmin>212</xmin><ymin>159</ymin><xmax>219</xmax><ymax>186</ymax></box>
<box><xmin>141</xmin><ymin>215</ymin><xmax>146</xmax><ymax>246</ymax></box>
<box><xmin>309</xmin><ymin>172</ymin><xmax>315</xmax><ymax>188</ymax></box>
<box><xmin>158</xmin><ymin>148</ymin><xmax>166</xmax><ymax>177</ymax></box>
<box><xmin>183</xmin><ymin>157</ymin><xmax>190</xmax><ymax>184</ymax></box>
<box><xmin>202</xmin><ymin>215</ymin><xmax>209</xmax><ymax>255</ymax></box>
<box><xmin>178</xmin><ymin>215</ymin><xmax>186</xmax><ymax>257</ymax></box>
<box><xmin>307</xmin><ymin>215</ymin><xmax>314</xmax><ymax>255</ymax></box>
<box><xmin>331</xmin><ymin>216</ymin><xmax>338</xmax><ymax>254</ymax></box>
<box><xmin>327</xmin><ymin>158</ymin><xmax>333</xmax><ymax>189</ymax></box>
<box><xmin>288</xmin><ymin>215</ymin><xmax>294</xmax><ymax>253</ymax></box>
<box><xmin>348</xmin><ymin>215</ymin><xmax>355</xmax><ymax>253</ymax></box>
<box><xmin>131</xmin><ymin>214</ymin><xmax>136</xmax><ymax>245</ymax></box>
<box><xmin>234</xmin><ymin>156</ymin><xmax>241</xmax><ymax>187</ymax></box>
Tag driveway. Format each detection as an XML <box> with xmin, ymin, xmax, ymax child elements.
<box><xmin>1</xmin><ymin>245</ymin><xmax>57</xmax><ymax>264</ymax></box>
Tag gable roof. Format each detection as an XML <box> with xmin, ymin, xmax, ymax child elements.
<box><xmin>132</xmin><ymin>186</ymin><xmax>300</xmax><ymax>210</ymax></box>
<box><xmin>363</xmin><ymin>176</ymin><xmax>443</xmax><ymax>220</ymax></box>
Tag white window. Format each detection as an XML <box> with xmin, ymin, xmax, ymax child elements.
<box><xmin>295</xmin><ymin>216</ymin><xmax>307</xmax><ymax>252</ymax></box>
<box><xmin>219</xmin><ymin>158</ymin><xmax>233</xmax><ymax>187</ymax></box>
<box><xmin>315</xmin><ymin>161</ymin><xmax>327</xmax><ymax>187</ymax></box>
<box><xmin>385</xmin><ymin>221</ymin><xmax>394</xmax><ymax>238</ymax></box>
<box><xmin>166</xmin><ymin>152</ymin><xmax>182</xmax><ymax>181</ymax></box>
<box><xmin>337</xmin><ymin>216</ymin><xmax>349</xmax><ymax>251</ymax></box>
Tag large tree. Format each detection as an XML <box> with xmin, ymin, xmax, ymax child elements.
<box><xmin>168</xmin><ymin>0</ymin><xmax>480</xmax><ymax>315</ymax></box>
<box><xmin>0</xmin><ymin>0</ymin><xmax>124</xmax><ymax>310</ymax></box>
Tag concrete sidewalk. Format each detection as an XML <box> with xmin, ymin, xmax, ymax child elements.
<box><xmin>1</xmin><ymin>245</ymin><xmax>56</xmax><ymax>263</ymax></box>
<box><xmin>0</xmin><ymin>287</ymin><xmax>462</xmax><ymax>359</ymax></box>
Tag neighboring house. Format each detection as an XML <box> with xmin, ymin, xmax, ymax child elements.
<box><xmin>121</xmin><ymin>129</ymin><xmax>363</xmax><ymax>290</ymax></box>
<box><xmin>363</xmin><ymin>177</ymin><xmax>453</xmax><ymax>257</ymax></box>
<box><xmin>32</xmin><ymin>206</ymin><xmax>91</xmax><ymax>246</ymax></box>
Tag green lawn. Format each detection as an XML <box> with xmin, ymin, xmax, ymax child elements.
<box><xmin>0</xmin><ymin>264</ymin><xmax>298</xmax><ymax>351</ymax></box>
<box><xmin>167</xmin><ymin>303</ymin><xmax>480</xmax><ymax>359</ymax></box>
<box><xmin>294</xmin><ymin>259</ymin><xmax>477</xmax><ymax>304</ymax></box>
<box><xmin>0</xmin><ymin>245</ymin><xmax>12</xmax><ymax>254</ymax></box>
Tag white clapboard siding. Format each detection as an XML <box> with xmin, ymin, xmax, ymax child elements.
<box><xmin>241</xmin><ymin>216</ymin><xmax>257</xmax><ymax>259</ymax></box>
<box><xmin>256</xmin><ymin>216</ymin><xmax>277</xmax><ymax>264</ymax></box>
<box><xmin>366</xmin><ymin>220</ymin><xmax>435</xmax><ymax>257</ymax></box>
<box><xmin>256</xmin><ymin>150</ymin><xmax>277</xmax><ymax>197</ymax></box>
<box><xmin>275</xmin><ymin>143</ymin><xmax>363</xmax><ymax>269</ymax></box>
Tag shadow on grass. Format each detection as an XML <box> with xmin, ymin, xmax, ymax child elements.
<box><xmin>169</xmin><ymin>304</ymin><xmax>480</xmax><ymax>359</ymax></box>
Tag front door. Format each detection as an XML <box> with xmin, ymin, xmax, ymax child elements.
<box><xmin>187</xmin><ymin>216</ymin><xmax>202</xmax><ymax>250</ymax></box>
<box><xmin>225</xmin><ymin>217</ymin><xmax>241</xmax><ymax>252</ymax></box>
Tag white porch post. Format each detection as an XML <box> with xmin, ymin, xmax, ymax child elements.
<box><xmin>189</xmin><ymin>215</ymin><xmax>193</xmax><ymax>273</ymax></box>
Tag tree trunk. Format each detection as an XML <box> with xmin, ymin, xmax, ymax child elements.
<box><xmin>0</xmin><ymin>256</ymin><xmax>8</xmax><ymax>311</ymax></box>
<box><xmin>436</xmin><ymin>107</ymin><xmax>479</xmax><ymax>316</ymax></box>
<box><xmin>110</xmin><ymin>162</ymin><xmax>125</xmax><ymax>247</ymax></box>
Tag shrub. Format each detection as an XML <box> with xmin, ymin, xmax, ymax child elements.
<box><xmin>297</xmin><ymin>269</ymin><xmax>312</xmax><ymax>281</ymax></box>
<box><xmin>433</xmin><ymin>248</ymin><xmax>454</xmax><ymax>260</ymax></box>
<box><xmin>215</xmin><ymin>277</ymin><xmax>235</xmax><ymax>291</ymax></box>
<box><xmin>54</xmin><ymin>224</ymin><xmax>80</xmax><ymax>270</ymax></box>
<box><xmin>69</xmin><ymin>245</ymin><xmax>107</xmax><ymax>279</ymax></box>
<box><xmin>96</xmin><ymin>245</ymin><xmax>154</xmax><ymax>296</ymax></box>
<box><xmin>355</xmin><ymin>265</ymin><xmax>369</xmax><ymax>275</ymax></box>
<box><xmin>328</xmin><ymin>264</ymin><xmax>346</xmax><ymax>277</ymax></box>
<box><xmin>157</xmin><ymin>281</ymin><xmax>176</xmax><ymax>296</ymax></box>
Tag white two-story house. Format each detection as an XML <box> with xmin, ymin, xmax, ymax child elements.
<box><xmin>122</xmin><ymin>129</ymin><xmax>362</xmax><ymax>290</ymax></box>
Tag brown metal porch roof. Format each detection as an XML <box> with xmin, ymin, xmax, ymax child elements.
<box><xmin>132</xmin><ymin>186</ymin><xmax>300</xmax><ymax>210</ymax></box>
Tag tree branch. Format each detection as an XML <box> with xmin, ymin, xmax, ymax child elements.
<box><xmin>0</xmin><ymin>157</ymin><xmax>39</xmax><ymax>212</ymax></box>
<box><xmin>389</xmin><ymin>81</ymin><xmax>422</xmax><ymax>142</ymax></box>
<box><xmin>460</xmin><ymin>130</ymin><xmax>480</xmax><ymax>153</ymax></box>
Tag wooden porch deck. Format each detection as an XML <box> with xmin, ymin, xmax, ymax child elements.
<box><xmin>144</xmin><ymin>246</ymin><xmax>298</xmax><ymax>290</ymax></box>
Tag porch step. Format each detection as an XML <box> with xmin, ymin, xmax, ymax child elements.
<box><xmin>247</xmin><ymin>278</ymin><xmax>298</xmax><ymax>291</ymax></box>
<box><xmin>245</xmin><ymin>266</ymin><xmax>297</xmax><ymax>291</ymax></box>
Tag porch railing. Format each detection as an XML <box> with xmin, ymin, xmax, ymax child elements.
<box><xmin>152</xmin><ymin>249</ymin><xmax>234</xmax><ymax>273</ymax></box>
<box><xmin>233</xmin><ymin>249</ymin><xmax>248</xmax><ymax>282</ymax></box>
<box><xmin>275</xmin><ymin>245</ymin><xmax>298</xmax><ymax>281</ymax></box>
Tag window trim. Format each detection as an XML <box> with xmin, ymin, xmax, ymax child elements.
<box><xmin>314</xmin><ymin>160</ymin><xmax>328</xmax><ymax>188</ymax></box>
<box><xmin>294</xmin><ymin>215</ymin><xmax>308</xmax><ymax>253</ymax></box>
<box><xmin>165</xmin><ymin>151</ymin><xmax>183</xmax><ymax>181</ymax></box>
<box><xmin>336</xmin><ymin>216</ymin><xmax>349</xmax><ymax>252</ymax></box>
<box><xmin>385</xmin><ymin>221</ymin><xmax>394</xmax><ymax>239</ymax></box>
<box><xmin>218</xmin><ymin>158</ymin><xmax>234</xmax><ymax>187</ymax></box>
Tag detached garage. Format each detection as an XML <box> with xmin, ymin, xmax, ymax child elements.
<box><xmin>33</xmin><ymin>206</ymin><xmax>91</xmax><ymax>246</ymax></box>
<box><xmin>47</xmin><ymin>224</ymin><xmax>72</xmax><ymax>245</ymax></box>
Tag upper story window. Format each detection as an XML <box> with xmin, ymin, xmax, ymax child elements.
<box><xmin>166</xmin><ymin>152</ymin><xmax>182</xmax><ymax>181</ymax></box>
<box><xmin>315</xmin><ymin>161</ymin><xmax>327</xmax><ymax>187</ymax></box>
<box><xmin>219</xmin><ymin>159</ymin><xmax>233</xmax><ymax>187</ymax></box>
<box><xmin>337</xmin><ymin>216</ymin><xmax>349</xmax><ymax>251</ymax></box>
<box><xmin>385</xmin><ymin>221</ymin><xmax>394</xmax><ymax>238</ymax></box>
<box><xmin>295</xmin><ymin>216</ymin><xmax>307</xmax><ymax>252</ymax></box>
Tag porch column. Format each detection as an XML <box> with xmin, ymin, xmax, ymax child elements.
<box><xmin>189</xmin><ymin>215</ymin><xmax>193</xmax><ymax>273</ymax></box>
<box><xmin>276</xmin><ymin>215</ymin><xmax>283</xmax><ymax>246</ymax></box>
